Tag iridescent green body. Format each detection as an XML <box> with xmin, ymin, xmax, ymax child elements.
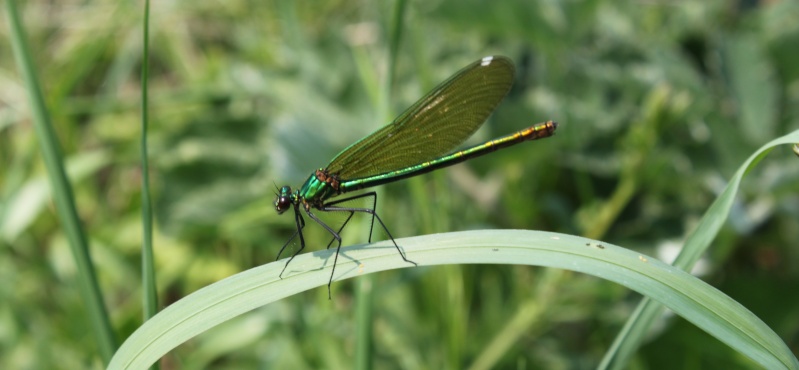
<box><xmin>273</xmin><ymin>55</ymin><xmax>559</xmax><ymax>297</ymax></box>
<box><xmin>280</xmin><ymin>120</ymin><xmax>557</xmax><ymax>211</ymax></box>
<box><xmin>338</xmin><ymin>120</ymin><xmax>557</xmax><ymax>191</ymax></box>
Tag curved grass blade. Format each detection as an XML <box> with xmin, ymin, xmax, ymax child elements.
<box><xmin>600</xmin><ymin>129</ymin><xmax>799</xmax><ymax>370</ymax></box>
<box><xmin>108</xmin><ymin>230</ymin><xmax>797</xmax><ymax>370</ymax></box>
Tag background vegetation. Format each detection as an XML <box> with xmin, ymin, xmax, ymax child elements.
<box><xmin>2</xmin><ymin>0</ymin><xmax>799</xmax><ymax>368</ymax></box>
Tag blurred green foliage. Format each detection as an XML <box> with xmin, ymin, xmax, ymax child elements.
<box><xmin>2</xmin><ymin>0</ymin><xmax>799</xmax><ymax>368</ymax></box>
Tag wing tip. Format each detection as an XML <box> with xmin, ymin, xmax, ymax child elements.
<box><xmin>480</xmin><ymin>55</ymin><xmax>512</xmax><ymax>67</ymax></box>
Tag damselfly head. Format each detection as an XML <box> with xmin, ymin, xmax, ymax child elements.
<box><xmin>274</xmin><ymin>186</ymin><xmax>293</xmax><ymax>214</ymax></box>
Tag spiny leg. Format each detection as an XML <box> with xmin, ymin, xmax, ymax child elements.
<box><xmin>320</xmin><ymin>203</ymin><xmax>417</xmax><ymax>266</ymax></box>
<box><xmin>322</xmin><ymin>191</ymin><xmax>380</xmax><ymax>248</ymax></box>
<box><xmin>325</xmin><ymin>211</ymin><xmax>354</xmax><ymax>249</ymax></box>
<box><xmin>276</xmin><ymin>228</ymin><xmax>301</xmax><ymax>261</ymax></box>
<box><xmin>304</xmin><ymin>193</ymin><xmax>418</xmax><ymax>298</ymax></box>
<box><xmin>304</xmin><ymin>209</ymin><xmax>344</xmax><ymax>299</ymax></box>
<box><xmin>279</xmin><ymin>205</ymin><xmax>306</xmax><ymax>278</ymax></box>
<box><xmin>324</xmin><ymin>192</ymin><xmax>379</xmax><ymax>243</ymax></box>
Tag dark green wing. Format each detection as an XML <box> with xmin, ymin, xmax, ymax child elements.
<box><xmin>325</xmin><ymin>56</ymin><xmax>515</xmax><ymax>180</ymax></box>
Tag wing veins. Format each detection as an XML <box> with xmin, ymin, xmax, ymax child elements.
<box><xmin>326</xmin><ymin>56</ymin><xmax>515</xmax><ymax>180</ymax></box>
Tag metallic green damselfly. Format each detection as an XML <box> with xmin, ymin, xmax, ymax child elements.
<box><xmin>274</xmin><ymin>56</ymin><xmax>558</xmax><ymax>297</ymax></box>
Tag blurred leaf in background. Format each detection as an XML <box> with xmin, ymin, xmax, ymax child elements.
<box><xmin>1</xmin><ymin>0</ymin><xmax>798</xmax><ymax>368</ymax></box>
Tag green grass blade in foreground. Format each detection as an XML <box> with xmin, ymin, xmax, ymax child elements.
<box><xmin>600</xmin><ymin>129</ymin><xmax>799</xmax><ymax>370</ymax></box>
<box><xmin>5</xmin><ymin>0</ymin><xmax>117</xmax><ymax>363</ymax></box>
<box><xmin>108</xmin><ymin>230</ymin><xmax>798</xmax><ymax>370</ymax></box>
<box><xmin>140</xmin><ymin>0</ymin><xmax>158</xmax><ymax>323</ymax></box>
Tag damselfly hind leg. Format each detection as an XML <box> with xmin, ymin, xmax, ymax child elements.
<box><xmin>314</xmin><ymin>192</ymin><xmax>417</xmax><ymax>298</ymax></box>
<box><xmin>322</xmin><ymin>191</ymin><xmax>379</xmax><ymax>248</ymax></box>
<box><xmin>304</xmin><ymin>209</ymin><xmax>344</xmax><ymax>299</ymax></box>
<box><xmin>321</xmin><ymin>193</ymin><xmax>417</xmax><ymax>265</ymax></box>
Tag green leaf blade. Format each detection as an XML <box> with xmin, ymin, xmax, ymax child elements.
<box><xmin>109</xmin><ymin>230</ymin><xmax>797</xmax><ymax>370</ymax></box>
